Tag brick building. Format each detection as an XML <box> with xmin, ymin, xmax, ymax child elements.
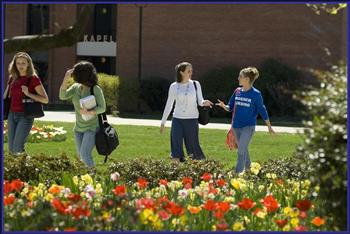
<box><xmin>3</xmin><ymin>4</ymin><xmax>347</xmax><ymax>104</ymax></box>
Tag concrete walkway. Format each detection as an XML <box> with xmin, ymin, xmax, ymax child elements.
<box><xmin>39</xmin><ymin>111</ymin><xmax>305</xmax><ymax>134</ymax></box>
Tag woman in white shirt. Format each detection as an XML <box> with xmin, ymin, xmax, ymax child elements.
<box><xmin>160</xmin><ymin>62</ymin><xmax>213</xmax><ymax>162</ymax></box>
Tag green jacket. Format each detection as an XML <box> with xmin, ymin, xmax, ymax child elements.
<box><xmin>59</xmin><ymin>83</ymin><xmax>106</xmax><ymax>132</ymax></box>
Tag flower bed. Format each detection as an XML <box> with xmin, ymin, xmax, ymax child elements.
<box><xmin>3</xmin><ymin>122</ymin><xmax>67</xmax><ymax>143</ymax></box>
<box><xmin>4</xmin><ymin>163</ymin><xmax>329</xmax><ymax>231</ymax></box>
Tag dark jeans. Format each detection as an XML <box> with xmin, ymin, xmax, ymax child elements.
<box><xmin>7</xmin><ymin>111</ymin><xmax>34</xmax><ymax>155</ymax></box>
<box><xmin>170</xmin><ymin>118</ymin><xmax>205</xmax><ymax>161</ymax></box>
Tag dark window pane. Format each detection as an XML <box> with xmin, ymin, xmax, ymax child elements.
<box><xmin>27</xmin><ymin>4</ymin><xmax>49</xmax><ymax>34</ymax></box>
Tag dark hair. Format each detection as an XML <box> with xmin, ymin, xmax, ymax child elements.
<box><xmin>240</xmin><ymin>66</ymin><xmax>259</xmax><ymax>84</ymax></box>
<box><xmin>72</xmin><ymin>61</ymin><xmax>98</xmax><ymax>87</ymax></box>
<box><xmin>175</xmin><ymin>62</ymin><xmax>192</xmax><ymax>82</ymax></box>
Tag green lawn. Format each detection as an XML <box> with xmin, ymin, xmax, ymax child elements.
<box><xmin>3</xmin><ymin>121</ymin><xmax>303</xmax><ymax>171</ymax></box>
<box><xmin>118</xmin><ymin>112</ymin><xmax>304</xmax><ymax>127</ymax></box>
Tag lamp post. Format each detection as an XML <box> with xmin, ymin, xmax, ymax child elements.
<box><xmin>135</xmin><ymin>4</ymin><xmax>148</xmax><ymax>112</ymax></box>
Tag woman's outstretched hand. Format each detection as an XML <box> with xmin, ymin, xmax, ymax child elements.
<box><xmin>203</xmin><ymin>100</ymin><xmax>214</xmax><ymax>108</ymax></box>
<box><xmin>216</xmin><ymin>99</ymin><xmax>227</xmax><ymax>111</ymax></box>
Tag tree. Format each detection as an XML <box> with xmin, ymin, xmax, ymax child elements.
<box><xmin>306</xmin><ymin>3</ymin><xmax>347</xmax><ymax>15</ymax></box>
<box><xmin>4</xmin><ymin>4</ymin><xmax>94</xmax><ymax>54</ymax></box>
<box><xmin>297</xmin><ymin>63</ymin><xmax>347</xmax><ymax>230</ymax></box>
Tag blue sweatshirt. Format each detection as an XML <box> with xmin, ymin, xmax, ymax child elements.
<box><xmin>228</xmin><ymin>87</ymin><xmax>269</xmax><ymax>128</ymax></box>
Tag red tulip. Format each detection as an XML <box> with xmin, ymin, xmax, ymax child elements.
<box><xmin>137</xmin><ymin>178</ymin><xmax>148</xmax><ymax>189</ymax></box>
<box><xmin>274</xmin><ymin>219</ymin><xmax>288</xmax><ymax>228</ymax></box>
<box><xmin>203</xmin><ymin>199</ymin><xmax>217</xmax><ymax>211</ymax></box>
<box><xmin>216</xmin><ymin>179</ymin><xmax>226</xmax><ymax>187</ymax></box>
<box><xmin>4</xmin><ymin>194</ymin><xmax>15</xmax><ymax>206</ymax></box>
<box><xmin>201</xmin><ymin>172</ymin><xmax>212</xmax><ymax>182</ymax></box>
<box><xmin>113</xmin><ymin>184</ymin><xmax>127</xmax><ymax>197</ymax></box>
<box><xmin>159</xmin><ymin>179</ymin><xmax>168</xmax><ymax>187</ymax></box>
<box><xmin>295</xmin><ymin>199</ymin><xmax>312</xmax><ymax>212</ymax></box>
<box><xmin>238</xmin><ymin>198</ymin><xmax>255</xmax><ymax>210</ymax></box>
<box><xmin>261</xmin><ymin>195</ymin><xmax>279</xmax><ymax>213</ymax></box>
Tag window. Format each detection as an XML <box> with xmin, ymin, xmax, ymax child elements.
<box><xmin>27</xmin><ymin>4</ymin><xmax>49</xmax><ymax>91</ymax></box>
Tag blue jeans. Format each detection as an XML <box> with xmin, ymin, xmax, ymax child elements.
<box><xmin>74</xmin><ymin>130</ymin><xmax>97</xmax><ymax>168</ymax></box>
<box><xmin>7</xmin><ymin>111</ymin><xmax>34</xmax><ymax>155</ymax></box>
<box><xmin>233</xmin><ymin>126</ymin><xmax>255</xmax><ymax>173</ymax></box>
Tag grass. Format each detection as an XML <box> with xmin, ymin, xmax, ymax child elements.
<box><xmin>3</xmin><ymin>121</ymin><xmax>304</xmax><ymax>171</ymax></box>
<box><xmin>118</xmin><ymin>112</ymin><xmax>304</xmax><ymax>127</ymax></box>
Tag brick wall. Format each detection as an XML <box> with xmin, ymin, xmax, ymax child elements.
<box><xmin>4</xmin><ymin>4</ymin><xmax>347</xmax><ymax>104</ymax></box>
<box><xmin>117</xmin><ymin>4</ymin><xmax>346</xmax><ymax>81</ymax></box>
<box><xmin>47</xmin><ymin>4</ymin><xmax>77</xmax><ymax>103</ymax></box>
<box><xmin>4</xmin><ymin>4</ymin><xmax>27</xmax><ymax>82</ymax></box>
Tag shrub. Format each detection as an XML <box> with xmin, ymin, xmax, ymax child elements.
<box><xmin>255</xmin><ymin>58</ymin><xmax>306</xmax><ymax>117</ymax></box>
<box><xmin>296</xmin><ymin>62</ymin><xmax>347</xmax><ymax>230</ymax></box>
<box><xmin>243</xmin><ymin>155</ymin><xmax>310</xmax><ymax>183</ymax></box>
<box><xmin>97</xmin><ymin>73</ymin><xmax>119</xmax><ymax>114</ymax></box>
<box><xmin>199</xmin><ymin>66</ymin><xmax>241</xmax><ymax>118</ymax></box>
<box><xmin>105</xmin><ymin>158</ymin><xmax>225</xmax><ymax>188</ymax></box>
<box><xmin>4</xmin><ymin>153</ymin><xmax>88</xmax><ymax>185</ymax></box>
<box><xmin>140</xmin><ymin>77</ymin><xmax>172</xmax><ymax>112</ymax></box>
<box><xmin>118</xmin><ymin>77</ymin><xmax>140</xmax><ymax>113</ymax></box>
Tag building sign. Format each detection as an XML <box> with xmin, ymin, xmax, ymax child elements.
<box><xmin>76</xmin><ymin>34</ymin><xmax>116</xmax><ymax>57</ymax></box>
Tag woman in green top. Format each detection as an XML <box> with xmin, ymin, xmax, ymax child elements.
<box><xmin>59</xmin><ymin>61</ymin><xmax>106</xmax><ymax>171</ymax></box>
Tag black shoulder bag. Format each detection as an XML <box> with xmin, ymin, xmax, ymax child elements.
<box><xmin>23</xmin><ymin>77</ymin><xmax>45</xmax><ymax>118</ymax></box>
<box><xmin>90</xmin><ymin>86</ymin><xmax>119</xmax><ymax>163</ymax></box>
<box><xmin>193</xmin><ymin>81</ymin><xmax>210</xmax><ymax>125</ymax></box>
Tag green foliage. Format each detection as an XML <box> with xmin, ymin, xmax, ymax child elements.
<box><xmin>118</xmin><ymin>77</ymin><xmax>140</xmax><ymax>113</ymax></box>
<box><xmin>255</xmin><ymin>58</ymin><xmax>305</xmax><ymax>117</ymax></box>
<box><xmin>105</xmin><ymin>158</ymin><xmax>225</xmax><ymax>188</ymax></box>
<box><xmin>97</xmin><ymin>73</ymin><xmax>119</xmax><ymax>114</ymax></box>
<box><xmin>4</xmin><ymin>153</ymin><xmax>88</xmax><ymax>185</ymax></box>
<box><xmin>199</xmin><ymin>66</ymin><xmax>240</xmax><ymax>118</ymax></box>
<box><xmin>296</xmin><ymin>62</ymin><xmax>347</xmax><ymax>230</ymax></box>
<box><xmin>306</xmin><ymin>3</ymin><xmax>347</xmax><ymax>15</ymax></box>
<box><xmin>244</xmin><ymin>155</ymin><xmax>310</xmax><ymax>183</ymax></box>
<box><xmin>140</xmin><ymin>77</ymin><xmax>172</xmax><ymax>112</ymax></box>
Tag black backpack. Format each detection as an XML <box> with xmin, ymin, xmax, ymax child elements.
<box><xmin>91</xmin><ymin>86</ymin><xmax>119</xmax><ymax>163</ymax></box>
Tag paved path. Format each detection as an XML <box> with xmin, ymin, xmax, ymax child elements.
<box><xmin>39</xmin><ymin>111</ymin><xmax>305</xmax><ymax>134</ymax></box>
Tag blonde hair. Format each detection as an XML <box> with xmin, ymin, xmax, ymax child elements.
<box><xmin>240</xmin><ymin>66</ymin><xmax>259</xmax><ymax>84</ymax></box>
<box><xmin>8</xmin><ymin>52</ymin><xmax>37</xmax><ymax>80</ymax></box>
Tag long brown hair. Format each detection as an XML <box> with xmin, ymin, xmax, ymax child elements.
<box><xmin>175</xmin><ymin>62</ymin><xmax>192</xmax><ymax>83</ymax></box>
<box><xmin>8</xmin><ymin>52</ymin><xmax>37</xmax><ymax>80</ymax></box>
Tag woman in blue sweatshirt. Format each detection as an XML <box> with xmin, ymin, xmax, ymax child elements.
<box><xmin>217</xmin><ymin>66</ymin><xmax>275</xmax><ymax>173</ymax></box>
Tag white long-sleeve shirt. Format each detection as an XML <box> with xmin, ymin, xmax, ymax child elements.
<box><xmin>161</xmin><ymin>80</ymin><xmax>205</xmax><ymax>125</ymax></box>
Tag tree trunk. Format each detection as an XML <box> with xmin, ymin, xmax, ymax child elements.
<box><xmin>4</xmin><ymin>4</ymin><xmax>94</xmax><ymax>54</ymax></box>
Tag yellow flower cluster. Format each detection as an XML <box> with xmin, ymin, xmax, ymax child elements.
<box><xmin>250</xmin><ymin>162</ymin><xmax>261</xmax><ymax>175</ymax></box>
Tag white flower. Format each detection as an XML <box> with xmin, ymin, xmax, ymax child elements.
<box><xmin>84</xmin><ymin>184</ymin><xmax>96</xmax><ymax>199</ymax></box>
<box><xmin>110</xmin><ymin>172</ymin><xmax>120</xmax><ymax>182</ymax></box>
<box><xmin>178</xmin><ymin>189</ymin><xmax>189</xmax><ymax>199</ymax></box>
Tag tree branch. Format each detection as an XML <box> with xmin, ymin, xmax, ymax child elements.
<box><xmin>4</xmin><ymin>4</ymin><xmax>94</xmax><ymax>54</ymax></box>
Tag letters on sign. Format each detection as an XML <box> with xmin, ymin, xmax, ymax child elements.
<box><xmin>83</xmin><ymin>35</ymin><xmax>115</xmax><ymax>42</ymax></box>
